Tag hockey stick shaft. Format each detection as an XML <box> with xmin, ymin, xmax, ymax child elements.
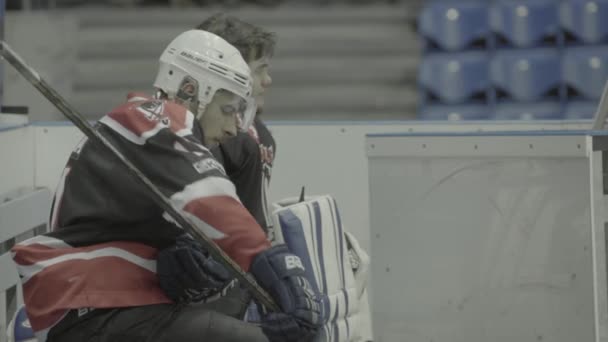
<box><xmin>0</xmin><ymin>40</ymin><xmax>279</xmax><ymax>312</ymax></box>
<box><xmin>593</xmin><ymin>79</ymin><xmax>608</xmax><ymax>130</ymax></box>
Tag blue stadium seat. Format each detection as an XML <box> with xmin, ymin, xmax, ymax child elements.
<box><xmin>419</xmin><ymin>1</ymin><xmax>490</xmax><ymax>52</ymax></box>
<box><xmin>7</xmin><ymin>305</ymin><xmax>36</xmax><ymax>342</ymax></box>
<box><xmin>490</xmin><ymin>0</ymin><xmax>561</xmax><ymax>48</ymax></box>
<box><xmin>492</xmin><ymin>101</ymin><xmax>563</xmax><ymax>120</ymax></box>
<box><xmin>419</xmin><ymin>51</ymin><xmax>491</xmax><ymax>104</ymax></box>
<box><xmin>419</xmin><ymin>104</ymin><xmax>490</xmax><ymax>120</ymax></box>
<box><xmin>490</xmin><ymin>48</ymin><xmax>561</xmax><ymax>102</ymax></box>
<box><xmin>564</xmin><ymin>100</ymin><xmax>597</xmax><ymax>119</ymax></box>
<box><xmin>563</xmin><ymin>46</ymin><xmax>608</xmax><ymax>100</ymax></box>
<box><xmin>560</xmin><ymin>0</ymin><xmax>608</xmax><ymax>44</ymax></box>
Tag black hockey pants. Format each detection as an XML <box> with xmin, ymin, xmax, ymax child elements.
<box><xmin>46</xmin><ymin>288</ymin><xmax>269</xmax><ymax>342</ymax></box>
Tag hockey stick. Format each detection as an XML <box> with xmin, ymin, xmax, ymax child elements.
<box><xmin>0</xmin><ymin>41</ymin><xmax>280</xmax><ymax>312</ymax></box>
<box><xmin>592</xmin><ymin>79</ymin><xmax>608</xmax><ymax>130</ymax></box>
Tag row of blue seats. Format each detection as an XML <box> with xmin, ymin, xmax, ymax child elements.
<box><xmin>419</xmin><ymin>46</ymin><xmax>608</xmax><ymax>105</ymax></box>
<box><xmin>420</xmin><ymin>0</ymin><xmax>608</xmax><ymax>51</ymax></box>
<box><xmin>419</xmin><ymin>101</ymin><xmax>596</xmax><ymax>120</ymax></box>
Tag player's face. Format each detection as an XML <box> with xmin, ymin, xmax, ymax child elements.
<box><xmin>199</xmin><ymin>90</ymin><xmax>244</xmax><ymax>147</ymax></box>
<box><xmin>249</xmin><ymin>56</ymin><xmax>272</xmax><ymax>111</ymax></box>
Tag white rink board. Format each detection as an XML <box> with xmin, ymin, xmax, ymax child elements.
<box><xmin>31</xmin><ymin>121</ymin><xmax>594</xmax><ymax>251</ymax></box>
<box><xmin>0</xmin><ymin>121</ymin><xmax>599</xmax><ymax>342</ymax></box>
<box><xmin>267</xmin><ymin>121</ymin><xmax>592</xmax><ymax>250</ymax></box>
<box><xmin>33</xmin><ymin>125</ymin><xmax>84</xmax><ymax>194</ymax></box>
<box><xmin>367</xmin><ymin>132</ymin><xmax>600</xmax><ymax>342</ymax></box>
<box><xmin>0</xmin><ymin>125</ymin><xmax>34</xmax><ymax>194</ymax></box>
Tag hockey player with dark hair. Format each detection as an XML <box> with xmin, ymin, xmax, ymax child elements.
<box><xmin>11</xmin><ymin>29</ymin><xmax>325</xmax><ymax>342</ymax></box>
<box><xmin>198</xmin><ymin>13</ymin><xmax>277</xmax><ymax>235</ymax></box>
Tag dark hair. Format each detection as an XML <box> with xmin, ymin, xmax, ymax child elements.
<box><xmin>196</xmin><ymin>13</ymin><xmax>277</xmax><ymax>63</ymax></box>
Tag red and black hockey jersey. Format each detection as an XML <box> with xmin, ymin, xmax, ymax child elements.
<box><xmin>11</xmin><ymin>93</ymin><xmax>271</xmax><ymax>341</ymax></box>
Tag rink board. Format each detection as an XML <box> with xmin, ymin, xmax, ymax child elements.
<box><xmin>367</xmin><ymin>131</ymin><xmax>608</xmax><ymax>342</ymax></box>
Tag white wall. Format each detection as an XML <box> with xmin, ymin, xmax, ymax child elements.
<box><xmin>366</xmin><ymin>133</ymin><xmax>598</xmax><ymax>342</ymax></box>
<box><xmin>269</xmin><ymin>123</ymin><xmax>414</xmax><ymax>250</ymax></box>
<box><xmin>0</xmin><ymin>125</ymin><xmax>34</xmax><ymax>195</ymax></box>
<box><xmin>33</xmin><ymin>125</ymin><xmax>84</xmax><ymax>192</ymax></box>
<box><xmin>268</xmin><ymin>120</ymin><xmax>594</xmax><ymax>249</ymax></box>
<box><xmin>0</xmin><ymin>121</ymin><xmax>598</xmax><ymax>342</ymax></box>
<box><xmin>27</xmin><ymin>121</ymin><xmax>595</xmax><ymax>251</ymax></box>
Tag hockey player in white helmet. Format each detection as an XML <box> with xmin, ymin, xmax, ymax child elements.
<box><xmin>155</xmin><ymin>13</ymin><xmax>279</xmax><ymax>323</ymax></box>
<box><xmin>11</xmin><ymin>30</ymin><xmax>325</xmax><ymax>342</ymax></box>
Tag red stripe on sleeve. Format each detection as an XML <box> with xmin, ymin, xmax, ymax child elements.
<box><xmin>183</xmin><ymin>195</ymin><xmax>270</xmax><ymax>271</ymax></box>
<box><xmin>12</xmin><ymin>241</ymin><xmax>158</xmax><ymax>266</ymax></box>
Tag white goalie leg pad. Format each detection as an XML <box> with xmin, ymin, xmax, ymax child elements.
<box><xmin>271</xmin><ymin>195</ymin><xmax>369</xmax><ymax>342</ymax></box>
<box><xmin>343</xmin><ymin>232</ymin><xmax>373</xmax><ymax>341</ymax></box>
<box><xmin>343</xmin><ymin>232</ymin><xmax>370</xmax><ymax>299</ymax></box>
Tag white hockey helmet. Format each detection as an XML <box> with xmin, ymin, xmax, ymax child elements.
<box><xmin>153</xmin><ymin>30</ymin><xmax>256</xmax><ymax>130</ymax></box>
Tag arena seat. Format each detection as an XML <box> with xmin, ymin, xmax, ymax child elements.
<box><xmin>419</xmin><ymin>51</ymin><xmax>491</xmax><ymax>104</ymax></box>
<box><xmin>419</xmin><ymin>0</ymin><xmax>490</xmax><ymax>51</ymax></box>
<box><xmin>490</xmin><ymin>0</ymin><xmax>561</xmax><ymax>48</ymax></box>
<box><xmin>492</xmin><ymin>101</ymin><xmax>563</xmax><ymax>120</ymax></box>
<box><xmin>490</xmin><ymin>48</ymin><xmax>561</xmax><ymax>102</ymax></box>
<box><xmin>564</xmin><ymin>100</ymin><xmax>597</xmax><ymax>119</ymax></box>
<box><xmin>562</xmin><ymin>46</ymin><xmax>608</xmax><ymax>100</ymax></box>
<box><xmin>560</xmin><ymin>0</ymin><xmax>608</xmax><ymax>44</ymax></box>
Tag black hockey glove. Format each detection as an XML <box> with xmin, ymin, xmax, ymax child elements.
<box><xmin>157</xmin><ymin>234</ymin><xmax>232</xmax><ymax>303</ymax></box>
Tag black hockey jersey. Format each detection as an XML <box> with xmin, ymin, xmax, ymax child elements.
<box><xmin>11</xmin><ymin>93</ymin><xmax>270</xmax><ymax>339</ymax></box>
<box><xmin>212</xmin><ymin>117</ymin><xmax>276</xmax><ymax>233</ymax></box>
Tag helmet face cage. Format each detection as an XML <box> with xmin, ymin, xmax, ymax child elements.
<box><xmin>235</xmin><ymin>95</ymin><xmax>256</xmax><ymax>131</ymax></box>
<box><xmin>153</xmin><ymin>30</ymin><xmax>256</xmax><ymax>131</ymax></box>
<box><xmin>175</xmin><ymin>49</ymin><xmax>256</xmax><ymax>131</ymax></box>
<box><xmin>192</xmin><ymin>88</ymin><xmax>256</xmax><ymax>132</ymax></box>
